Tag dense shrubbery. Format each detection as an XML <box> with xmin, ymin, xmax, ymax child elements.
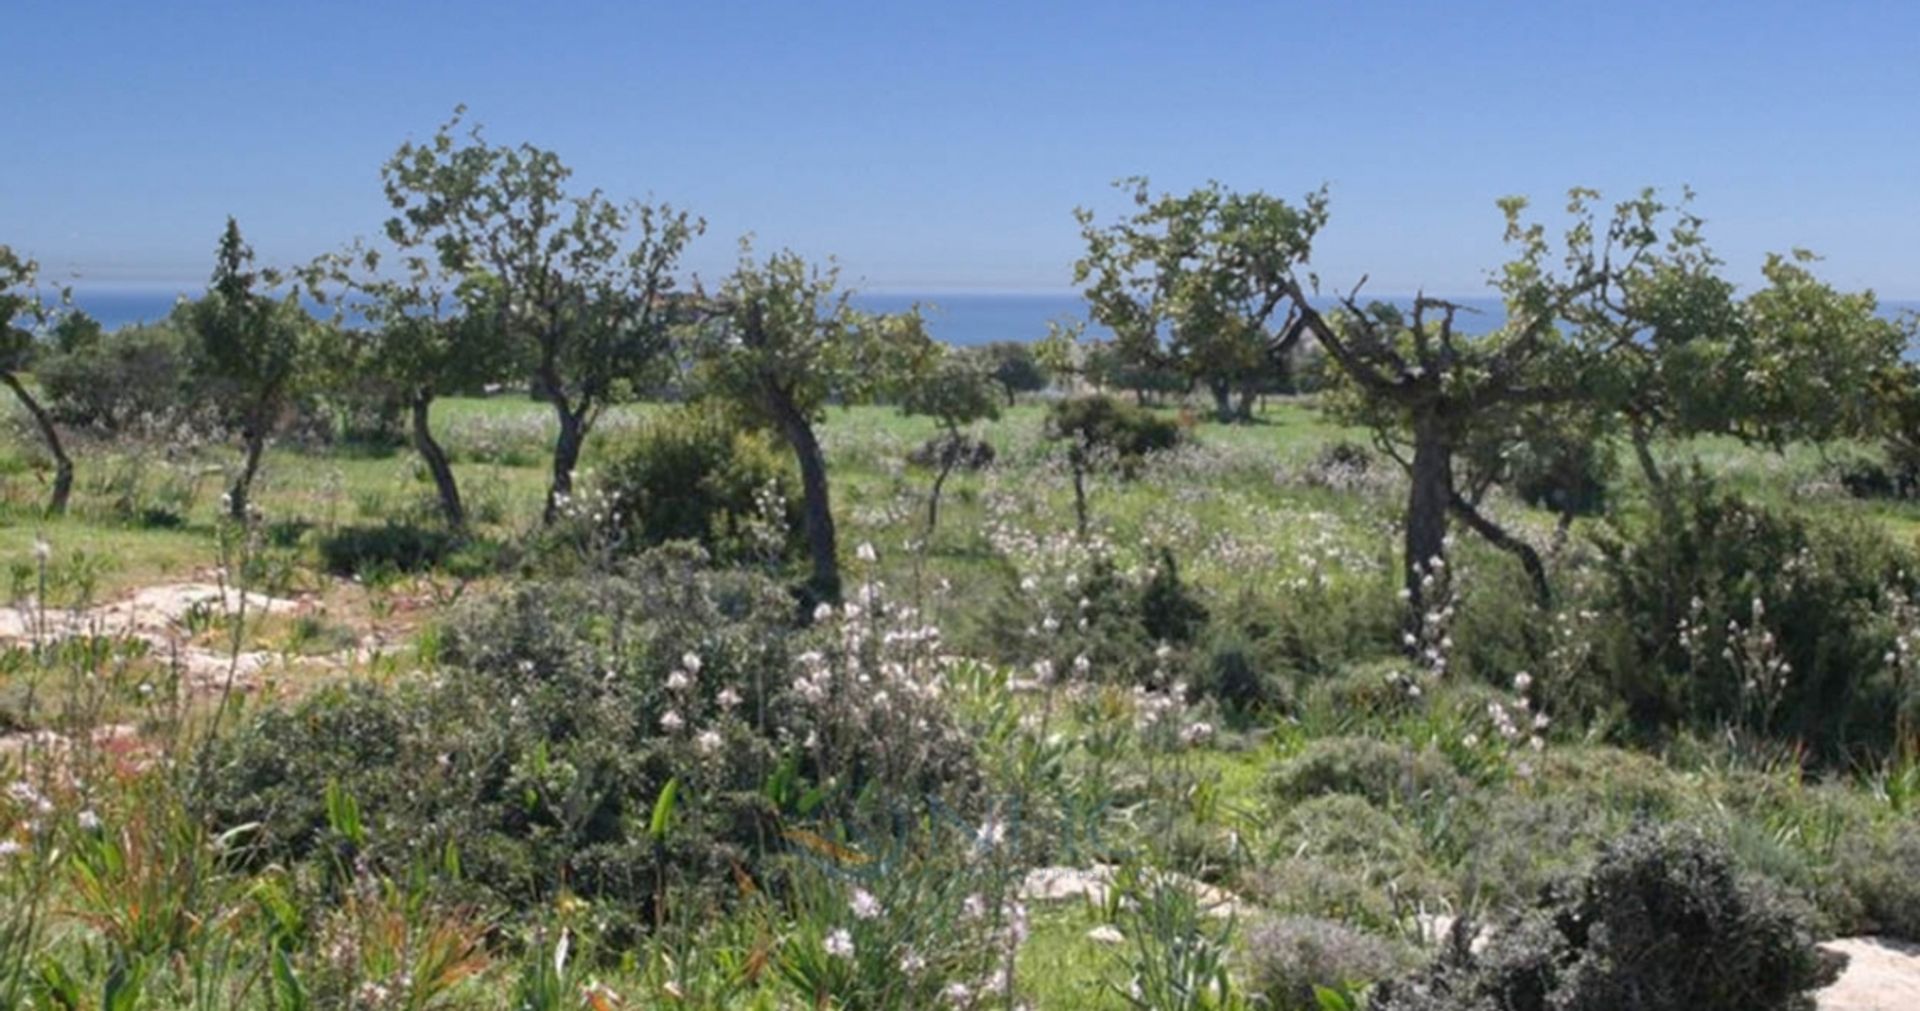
<box><xmin>205</xmin><ymin>547</ymin><xmax>980</xmax><ymax>937</ymax></box>
<box><xmin>315</xmin><ymin>521</ymin><xmax>458</xmax><ymax>577</ymax></box>
<box><xmin>1374</xmin><ymin>826</ymin><xmax>1841</xmax><ymax>1011</ymax></box>
<box><xmin>1269</xmin><ymin>736</ymin><xmax>1463</xmax><ymax>810</ymax></box>
<box><xmin>1580</xmin><ymin>475</ymin><xmax>1919</xmax><ymax>762</ymax></box>
<box><xmin>39</xmin><ymin>319</ymin><xmax>200</xmax><ymax>432</ymax></box>
<box><xmin>981</xmin><ymin>546</ymin><xmax>1209</xmax><ymax>690</ymax></box>
<box><xmin>600</xmin><ymin>402</ymin><xmax>803</xmax><ymax>564</ymax></box>
<box><xmin>1044</xmin><ymin>394</ymin><xmax>1181</xmax><ymax>470</ymax></box>
<box><xmin>1244</xmin><ymin>916</ymin><xmax>1409</xmax><ymax>1011</ymax></box>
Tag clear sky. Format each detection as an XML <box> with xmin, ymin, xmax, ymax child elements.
<box><xmin>6</xmin><ymin>0</ymin><xmax>1917</xmax><ymax>296</ymax></box>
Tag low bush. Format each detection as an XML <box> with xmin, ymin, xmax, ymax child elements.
<box><xmin>39</xmin><ymin>318</ymin><xmax>199</xmax><ymax>432</ymax></box>
<box><xmin>601</xmin><ymin>401</ymin><xmax>803</xmax><ymax>564</ymax></box>
<box><xmin>1270</xmin><ymin>736</ymin><xmax>1464</xmax><ymax>810</ymax></box>
<box><xmin>1244</xmin><ymin>916</ymin><xmax>1409</xmax><ymax>1011</ymax></box>
<box><xmin>205</xmin><ymin>547</ymin><xmax>981</xmax><ymax>937</ymax></box>
<box><xmin>1044</xmin><ymin>395</ymin><xmax>1181</xmax><ymax>471</ymax></box>
<box><xmin>315</xmin><ymin>522</ymin><xmax>457</xmax><ymax>577</ymax></box>
<box><xmin>1374</xmin><ymin>825</ymin><xmax>1842</xmax><ymax>1011</ymax></box>
<box><xmin>1584</xmin><ymin>475</ymin><xmax>1918</xmax><ymax>763</ymax></box>
<box><xmin>1826</xmin><ymin>818</ymin><xmax>1920</xmax><ymax>940</ymax></box>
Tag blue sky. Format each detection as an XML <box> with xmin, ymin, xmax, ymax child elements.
<box><xmin>6</xmin><ymin>1</ymin><xmax>1917</xmax><ymax>296</ymax></box>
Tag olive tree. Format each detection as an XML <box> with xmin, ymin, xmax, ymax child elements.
<box><xmin>971</xmin><ymin>339</ymin><xmax>1050</xmax><ymax>405</ymax></box>
<box><xmin>695</xmin><ymin>243</ymin><xmax>935</xmax><ymax>602</ymax></box>
<box><xmin>185</xmin><ymin>218</ymin><xmax>309</xmax><ymax>522</ymax></box>
<box><xmin>900</xmin><ymin>349</ymin><xmax>1000</xmax><ymax>533</ymax></box>
<box><xmin>381</xmin><ymin>108</ymin><xmax>702</xmax><ymax>523</ymax></box>
<box><xmin>306</xmin><ymin>244</ymin><xmax>510</xmax><ymax>530</ymax></box>
<box><xmin>0</xmin><ymin>246</ymin><xmax>75</xmax><ymax>514</ymax></box>
<box><xmin>1075</xmin><ymin>177</ymin><xmax>1326</xmax><ymax>422</ymax></box>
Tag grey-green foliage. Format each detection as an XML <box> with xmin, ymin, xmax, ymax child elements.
<box><xmin>1244</xmin><ymin>916</ymin><xmax>1409</xmax><ymax>1011</ymax></box>
<box><xmin>184</xmin><ymin>218</ymin><xmax>310</xmax><ymax>519</ymax></box>
<box><xmin>1373</xmin><ymin>825</ymin><xmax>1842</xmax><ymax>1011</ymax></box>
<box><xmin>380</xmin><ymin>106</ymin><xmax>703</xmax><ymax>523</ymax></box>
<box><xmin>1270</xmin><ymin>736</ymin><xmax>1465</xmax><ymax>810</ymax></box>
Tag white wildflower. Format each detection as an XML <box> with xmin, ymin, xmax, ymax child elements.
<box><xmin>824</xmin><ymin>928</ymin><xmax>854</xmax><ymax>960</ymax></box>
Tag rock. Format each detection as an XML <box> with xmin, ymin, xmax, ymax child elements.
<box><xmin>1086</xmin><ymin>925</ymin><xmax>1126</xmax><ymax>945</ymax></box>
<box><xmin>1019</xmin><ymin>865</ymin><xmax>1249</xmax><ymax>920</ymax></box>
<box><xmin>1817</xmin><ymin>937</ymin><xmax>1920</xmax><ymax>1011</ymax></box>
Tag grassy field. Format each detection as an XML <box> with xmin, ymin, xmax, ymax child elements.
<box><xmin>0</xmin><ymin>391</ymin><xmax>1916</xmax><ymax>1009</ymax></box>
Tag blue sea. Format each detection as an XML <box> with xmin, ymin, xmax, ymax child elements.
<box><xmin>55</xmin><ymin>285</ymin><xmax>1920</xmax><ymax>348</ymax></box>
<box><xmin>60</xmin><ymin>284</ymin><xmax>1111</xmax><ymax>347</ymax></box>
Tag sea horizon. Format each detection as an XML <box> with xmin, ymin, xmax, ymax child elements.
<box><xmin>49</xmin><ymin>284</ymin><xmax>1920</xmax><ymax>349</ymax></box>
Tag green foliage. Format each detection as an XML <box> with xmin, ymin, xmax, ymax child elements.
<box><xmin>206</xmin><ymin>547</ymin><xmax>980</xmax><ymax>938</ymax></box>
<box><xmin>1075</xmin><ymin>177</ymin><xmax>1326</xmax><ymax>421</ymax></box>
<box><xmin>39</xmin><ymin>317</ymin><xmax>200</xmax><ymax>432</ymax></box>
<box><xmin>698</xmin><ymin>244</ymin><xmax>937</xmax><ymax>425</ymax></box>
<box><xmin>1375</xmin><ymin>826</ymin><xmax>1842</xmax><ymax>1011</ymax></box>
<box><xmin>1269</xmin><ymin>737</ymin><xmax>1464</xmax><ymax>811</ymax></box>
<box><xmin>315</xmin><ymin>522</ymin><xmax>459</xmax><ymax>578</ymax></box>
<box><xmin>1826</xmin><ymin>818</ymin><xmax>1920</xmax><ymax>940</ymax></box>
<box><xmin>601</xmin><ymin>401</ymin><xmax>802</xmax><ymax>563</ymax></box>
<box><xmin>0</xmin><ymin>245</ymin><xmax>49</xmax><ymax>372</ymax></box>
<box><xmin>901</xmin><ymin>349</ymin><xmax>1001</xmax><ymax>434</ymax></box>
<box><xmin>185</xmin><ymin>218</ymin><xmax>308</xmax><ymax>431</ymax></box>
<box><xmin>1045</xmin><ymin>395</ymin><xmax>1181</xmax><ymax>471</ymax></box>
<box><xmin>1243</xmin><ymin>917</ymin><xmax>1408</xmax><ymax>1011</ymax></box>
<box><xmin>1106</xmin><ymin>872</ymin><xmax>1251</xmax><ymax>1011</ymax></box>
<box><xmin>1584</xmin><ymin>475</ymin><xmax>1917</xmax><ymax>762</ymax></box>
<box><xmin>970</xmin><ymin>340</ymin><xmax>1051</xmax><ymax>404</ymax></box>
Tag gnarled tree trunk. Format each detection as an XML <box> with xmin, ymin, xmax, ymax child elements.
<box><xmin>1209</xmin><ymin>378</ymin><xmax>1235</xmax><ymax>422</ymax></box>
<box><xmin>539</xmin><ymin>363</ymin><xmax>591</xmax><ymax>525</ymax></box>
<box><xmin>1404</xmin><ymin>413</ymin><xmax>1452</xmax><ymax>619</ymax></box>
<box><xmin>926</xmin><ymin>430</ymin><xmax>959</xmax><ymax>535</ymax></box>
<box><xmin>411</xmin><ymin>390</ymin><xmax>465</xmax><ymax>531</ymax></box>
<box><xmin>1</xmin><ymin>372</ymin><xmax>73</xmax><ymax>516</ymax></box>
<box><xmin>229</xmin><ymin>425</ymin><xmax>266</xmax><ymax>522</ymax></box>
<box><xmin>773</xmin><ymin>395</ymin><xmax>840</xmax><ymax>605</ymax></box>
<box><xmin>1450</xmin><ymin>490</ymin><xmax>1551</xmax><ymax>608</ymax></box>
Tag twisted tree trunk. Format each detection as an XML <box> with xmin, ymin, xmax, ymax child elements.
<box><xmin>772</xmin><ymin>395</ymin><xmax>840</xmax><ymax>605</ymax></box>
<box><xmin>1</xmin><ymin>371</ymin><xmax>72</xmax><ymax>515</ymax></box>
<box><xmin>411</xmin><ymin>390</ymin><xmax>465</xmax><ymax>531</ymax></box>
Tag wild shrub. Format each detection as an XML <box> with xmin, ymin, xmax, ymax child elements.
<box><xmin>1374</xmin><ymin>825</ymin><xmax>1842</xmax><ymax>1011</ymax></box>
<box><xmin>1044</xmin><ymin>395</ymin><xmax>1181</xmax><ymax>471</ymax></box>
<box><xmin>600</xmin><ymin>401</ymin><xmax>803</xmax><ymax>564</ymax></box>
<box><xmin>39</xmin><ymin>319</ymin><xmax>199</xmax><ymax>432</ymax></box>
<box><xmin>981</xmin><ymin>546</ymin><xmax>1210</xmax><ymax>691</ymax></box>
<box><xmin>315</xmin><ymin>522</ymin><xmax>457</xmax><ymax>577</ymax></box>
<box><xmin>1826</xmin><ymin>818</ymin><xmax>1920</xmax><ymax>940</ymax></box>
<box><xmin>1259</xmin><ymin>796</ymin><xmax>1444</xmax><ymax>909</ymax></box>
<box><xmin>1244</xmin><ymin>916</ymin><xmax>1409</xmax><ymax>1011</ymax></box>
<box><xmin>1585</xmin><ymin>474</ymin><xmax>1917</xmax><ymax>762</ymax></box>
<box><xmin>1270</xmin><ymin>736</ymin><xmax>1464</xmax><ymax>810</ymax></box>
<box><xmin>205</xmin><ymin>547</ymin><xmax>980</xmax><ymax>937</ymax></box>
<box><xmin>1191</xmin><ymin>612</ymin><xmax>1294</xmax><ymax>716</ymax></box>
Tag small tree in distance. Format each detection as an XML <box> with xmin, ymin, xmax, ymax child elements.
<box><xmin>305</xmin><ymin>243</ymin><xmax>511</xmax><ymax>531</ymax></box>
<box><xmin>696</xmin><ymin>242</ymin><xmax>937</xmax><ymax>603</ymax></box>
<box><xmin>186</xmin><ymin>218</ymin><xmax>308</xmax><ymax>522</ymax></box>
<box><xmin>971</xmin><ymin>339</ymin><xmax>1049</xmax><ymax>405</ymax></box>
<box><xmin>0</xmin><ymin>246</ymin><xmax>76</xmax><ymax>514</ymax></box>
<box><xmin>901</xmin><ymin>349</ymin><xmax>1000</xmax><ymax>534</ymax></box>
<box><xmin>381</xmin><ymin>107</ymin><xmax>703</xmax><ymax>523</ymax></box>
<box><xmin>1076</xmin><ymin>177</ymin><xmax>1326</xmax><ymax>422</ymax></box>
